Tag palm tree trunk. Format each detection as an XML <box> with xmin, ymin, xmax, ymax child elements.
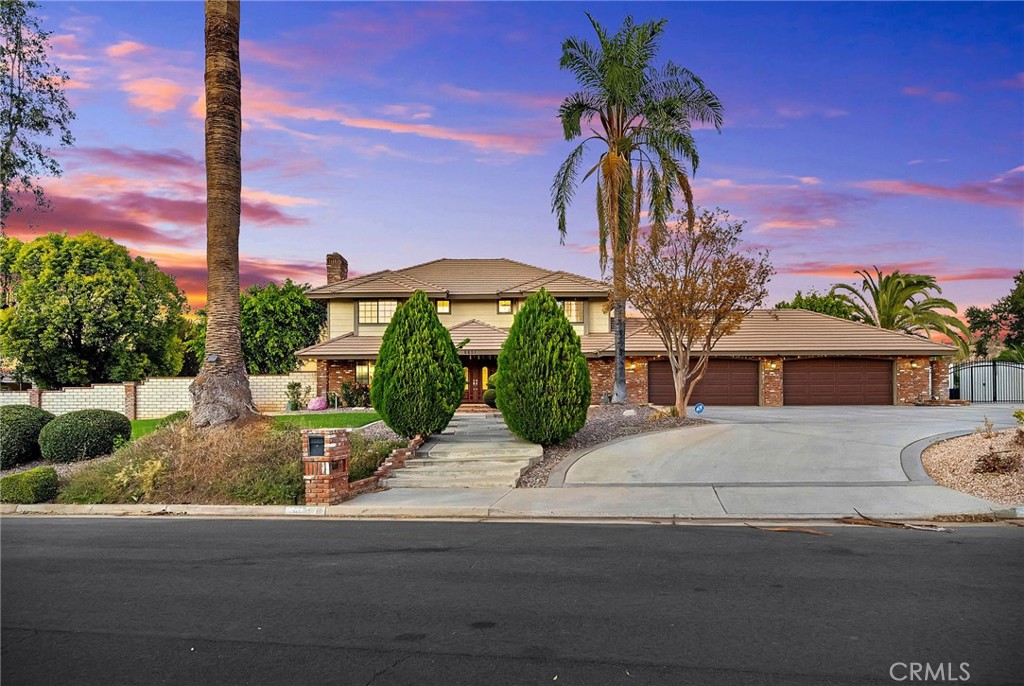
<box><xmin>611</xmin><ymin>244</ymin><xmax>627</xmax><ymax>404</ymax></box>
<box><xmin>189</xmin><ymin>0</ymin><xmax>255</xmax><ymax>427</ymax></box>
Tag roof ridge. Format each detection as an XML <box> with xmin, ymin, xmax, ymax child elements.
<box><xmin>306</xmin><ymin>269</ymin><xmax>393</xmax><ymax>294</ymax></box>
<box><xmin>449</xmin><ymin>318</ymin><xmax>509</xmax><ymax>333</ymax></box>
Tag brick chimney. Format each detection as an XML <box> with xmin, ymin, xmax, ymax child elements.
<box><xmin>326</xmin><ymin>252</ymin><xmax>348</xmax><ymax>284</ymax></box>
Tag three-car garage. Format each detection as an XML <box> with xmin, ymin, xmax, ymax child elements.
<box><xmin>647</xmin><ymin>357</ymin><xmax>894</xmax><ymax>406</ymax></box>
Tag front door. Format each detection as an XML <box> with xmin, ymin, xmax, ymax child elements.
<box><xmin>462</xmin><ymin>360</ymin><xmax>494</xmax><ymax>404</ymax></box>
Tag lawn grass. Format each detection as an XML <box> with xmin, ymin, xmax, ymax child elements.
<box><xmin>131</xmin><ymin>418</ymin><xmax>163</xmax><ymax>439</ymax></box>
<box><xmin>130</xmin><ymin>411</ymin><xmax>380</xmax><ymax>439</ymax></box>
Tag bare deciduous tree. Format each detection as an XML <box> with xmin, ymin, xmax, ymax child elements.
<box><xmin>624</xmin><ymin>208</ymin><xmax>773</xmax><ymax>416</ymax></box>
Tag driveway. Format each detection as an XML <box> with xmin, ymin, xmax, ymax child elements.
<box><xmin>563</xmin><ymin>405</ymin><xmax>1022</xmax><ymax>486</ymax></box>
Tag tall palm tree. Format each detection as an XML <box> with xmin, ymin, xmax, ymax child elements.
<box><xmin>831</xmin><ymin>267</ymin><xmax>970</xmax><ymax>342</ymax></box>
<box><xmin>551</xmin><ymin>13</ymin><xmax>723</xmax><ymax>403</ymax></box>
<box><xmin>189</xmin><ymin>0</ymin><xmax>255</xmax><ymax>427</ymax></box>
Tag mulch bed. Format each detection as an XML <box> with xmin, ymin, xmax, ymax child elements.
<box><xmin>517</xmin><ymin>404</ymin><xmax>708</xmax><ymax>488</ymax></box>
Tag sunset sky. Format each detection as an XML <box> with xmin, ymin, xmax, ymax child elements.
<box><xmin>7</xmin><ymin>1</ymin><xmax>1023</xmax><ymax>310</ymax></box>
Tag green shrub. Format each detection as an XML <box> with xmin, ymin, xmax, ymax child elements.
<box><xmin>496</xmin><ymin>289</ymin><xmax>590</xmax><ymax>445</ymax></box>
<box><xmin>0</xmin><ymin>405</ymin><xmax>55</xmax><ymax>468</ymax></box>
<box><xmin>156</xmin><ymin>410</ymin><xmax>190</xmax><ymax>428</ymax></box>
<box><xmin>341</xmin><ymin>381</ymin><xmax>370</xmax><ymax>407</ymax></box>
<box><xmin>482</xmin><ymin>389</ymin><xmax>497</xmax><ymax>408</ymax></box>
<box><xmin>38</xmin><ymin>409</ymin><xmax>132</xmax><ymax>463</ymax></box>
<box><xmin>348</xmin><ymin>433</ymin><xmax>405</xmax><ymax>482</ymax></box>
<box><xmin>371</xmin><ymin>290</ymin><xmax>464</xmax><ymax>438</ymax></box>
<box><xmin>1</xmin><ymin>467</ymin><xmax>59</xmax><ymax>504</ymax></box>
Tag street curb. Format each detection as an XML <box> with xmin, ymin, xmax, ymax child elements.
<box><xmin>899</xmin><ymin>425</ymin><xmax>1018</xmax><ymax>483</ymax></box>
<box><xmin>546</xmin><ymin>423</ymin><xmax>712</xmax><ymax>488</ymax></box>
<box><xmin>0</xmin><ymin>502</ymin><xmax>1008</xmax><ymax>521</ymax></box>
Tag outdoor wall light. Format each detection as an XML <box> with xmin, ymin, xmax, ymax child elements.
<box><xmin>910</xmin><ymin>360</ymin><xmax>920</xmax><ymax>368</ymax></box>
<box><xmin>768</xmin><ymin>361</ymin><xmax>779</xmax><ymax>370</ymax></box>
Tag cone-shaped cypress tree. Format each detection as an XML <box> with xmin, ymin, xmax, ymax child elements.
<box><xmin>496</xmin><ymin>288</ymin><xmax>591</xmax><ymax>445</ymax></box>
<box><xmin>370</xmin><ymin>290</ymin><xmax>465</xmax><ymax>438</ymax></box>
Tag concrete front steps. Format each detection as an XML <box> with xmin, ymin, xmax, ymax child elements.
<box><xmin>385</xmin><ymin>435</ymin><xmax>543</xmax><ymax>489</ymax></box>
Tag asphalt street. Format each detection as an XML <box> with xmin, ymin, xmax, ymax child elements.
<box><xmin>2</xmin><ymin>518</ymin><xmax>1021</xmax><ymax>685</ymax></box>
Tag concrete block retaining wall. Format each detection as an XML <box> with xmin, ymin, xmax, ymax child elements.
<box><xmin>0</xmin><ymin>371</ymin><xmax>318</xmax><ymax>419</ymax></box>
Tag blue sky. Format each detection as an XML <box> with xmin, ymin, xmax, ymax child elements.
<box><xmin>10</xmin><ymin>1</ymin><xmax>1022</xmax><ymax>309</ymax></box>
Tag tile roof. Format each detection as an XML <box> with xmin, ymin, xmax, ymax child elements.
<box><xmin>306</xmin><ymin>258</ymin><xmax>607</xmax><ymax>299</ymax></box>
<box><xmin>297</xmin><ymin>309</ymin><xmax>956</xmax><ymax>360</ymax></box>
<box><xmin>579</xmin><ymin>309</ymin><xmax>956</xmax><ymax>357</ymax></box>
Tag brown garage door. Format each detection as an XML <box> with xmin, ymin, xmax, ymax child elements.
<box><xmin>648</xmin><ymin>359</ymin><xmax>759</xmax><ymax>406</ymax></box>
<box><xmin>784</xmin><ymin>358</ymin><xmax>892</xmax><ymax>405</ymax></box>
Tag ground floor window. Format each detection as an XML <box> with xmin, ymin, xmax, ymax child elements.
<box><xmin>356</xmin><ymin>361</ymin><xmax>375</xmax><ymax>385</ymax></box>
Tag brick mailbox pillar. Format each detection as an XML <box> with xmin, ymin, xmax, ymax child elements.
<box><xmin>301</xmin><ymin>429</ymin><xmax>352</xmax><ymax>506</ymax></box>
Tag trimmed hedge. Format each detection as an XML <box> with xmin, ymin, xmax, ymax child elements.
<box><xmin>0</xmin><ymin>405</ymin><xmax>55</xmax><ymax>469</ymax></box>
<box><xmin>496</xmin><ymin>289</ymin><xmax>590</xmax><ymax>445</ymax></box>
<box><xmin>38</xmin><ymin>409</ymin><xmax>132</xmax><ymax>463</ymax></box>
<box><xmin>370</xmin><ymin>290</ymin><xmax>465</xmax><ymax>438</ymax></box>
<box><xmin>1</xmin><ymin>466</ymin><xmax>59</xmax><ymax>504</ymax></box>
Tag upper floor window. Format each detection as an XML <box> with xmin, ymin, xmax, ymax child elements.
<box><xmin>497</xmin><ymin>299</ymin><xmax>513</xmax><ymax>314</ymax></box>
<box><xmin>359</xmin><ymin>299</ymin><xmax>398</xmax><ymax>324</ymax></box>
<box><xmin>436</xmin><ymin>299</ymin><xmax>451</xmax><ymax>314</ymax></box>
<box><xmin>560</xmin><ymin>299</ymin><xmax>585</xmax><ymax>324</ymax></box>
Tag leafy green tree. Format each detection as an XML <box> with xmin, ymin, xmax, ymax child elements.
<box><xmin>775</xmin><ymin>289</ymin><xmax>854</xmax><ymax>320</ymax></box>
<box><xmin>965</xmin><ymin>270</ymin><xmax>1024</xmax><ymax>356</ymax></box>
<box><xmin>187</xmin><ymin>279</ymin><xmax>326</xmax><ymax>375</ymax></box>
<box><xmin>831</xmin><ymin>267</ymin><xmax>969</xmax><ymax>341</ymax></box>
<box><xmin>496</xmin><ymin>289</ymin><xmax>590</xmax><ymax>445</ymax></box>
<box><xmin>370</xmin><ymin>290</ymin><xmax>464</xmax><ymax>438</ymax></box>
<box><xmin>1</xmin><ymin>233</ymin><xmax>21</xmax><ymax>306</ymax></box>
<box><xmin>1</xmin><ymin>0</ymin><xmax>75</xmax><ymax>226</ymax></box>
<box><xmin>552</xmin><ymin>13</ymin><xmax>723</xmax><ymax>404</ymax></box>
<box><xmin>0</xmin><ymin>232</ymin><xmax>185</xmax><ymax>388</ymax></box>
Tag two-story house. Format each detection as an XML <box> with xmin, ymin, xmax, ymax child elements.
<box><xmin>297</xmin><ymin>253</ymin><xmax>955</xmax><ymax>407</ymax></box>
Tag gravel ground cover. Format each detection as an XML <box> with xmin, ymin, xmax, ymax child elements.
<box><xmin>922</xmin><ymin>428</ymin><xmax>1024</xmax><ymax>506</ymax></box>
<box><xmin>518</xmin><ymin>404</ymin><xmax>708</xmax><ymax>488</ymax></box>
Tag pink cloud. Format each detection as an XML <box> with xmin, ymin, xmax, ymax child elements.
<box><xmin>122</xmin><ymin>77</ymin><xmax>194</xmax><ymax>113</ymax></box>
<box><xmin>901</xmin><ymin>86</ymin><xmax>961</xmax><ymax>103</ymax></box>
<box><xmin>781</xmin><ymin>259</ymin><xmax>1017</xmax><ymax>283</ymax></box>
<box><xmin>439</xmin><ymin>84</ymin><xmax>564</xmax><ymax>111</ymax></box>
<box><xmin>994</xmin><ymin>72</ymin><xmax>1024</xmax><ymax>89</ymax></box>
<box><xmin>69</xmin><ymin>147</ymin><xmax>203</xmax><ymax>176</ymax></box>
<box><xmin>106</xmin><ymin>40</ymin><xmax>148</xmax><ymax>58</ymax></box>
<box><xmin>774</xmin><ymin>103</ymin><xmax>848</xmax><ymax>119</ymax></box>
<box><xmin>855</xmin><ymin>168</ymin><xmax>1023</xmax><ymax>208</ymax></box>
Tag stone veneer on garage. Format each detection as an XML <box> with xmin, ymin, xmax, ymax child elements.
<box><xmin>317</xmin><ymin>355</ymin><xmax>949</xmax><ymax>407</ymax></box>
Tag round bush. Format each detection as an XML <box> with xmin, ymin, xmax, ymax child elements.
<box><xmin>370</xmin><ymin>290</ymin><xmax>464</xmax><ymax>438</ymax></box>
<box><xmin>496</xmin><ymin>289</ymin><xmax>590</xmax><ymax>445</ymax></box>
<box><xmin>38</xmin><ymin>409</ymin><xmax>132</xmax><ymax>463</ymax></box>
<box><xmin>482</xmin><ymin>389</ymin><xmax>497</xmax><ymax>408</ymax></box>
<box><xmin>1</xmin><ymin>466</ymin><xmax>58</xmax><ymax>504</ymax></box>
<box><xmin>0</xmin><ymin>405</ymin><xmax>55</xmax><ymax>469</ymax></box>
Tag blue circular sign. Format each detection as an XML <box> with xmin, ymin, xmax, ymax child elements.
<box><xmin>694</xmin><ymin>403</ymin><xmax>705</xmax><ymax>415</ymax></box>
